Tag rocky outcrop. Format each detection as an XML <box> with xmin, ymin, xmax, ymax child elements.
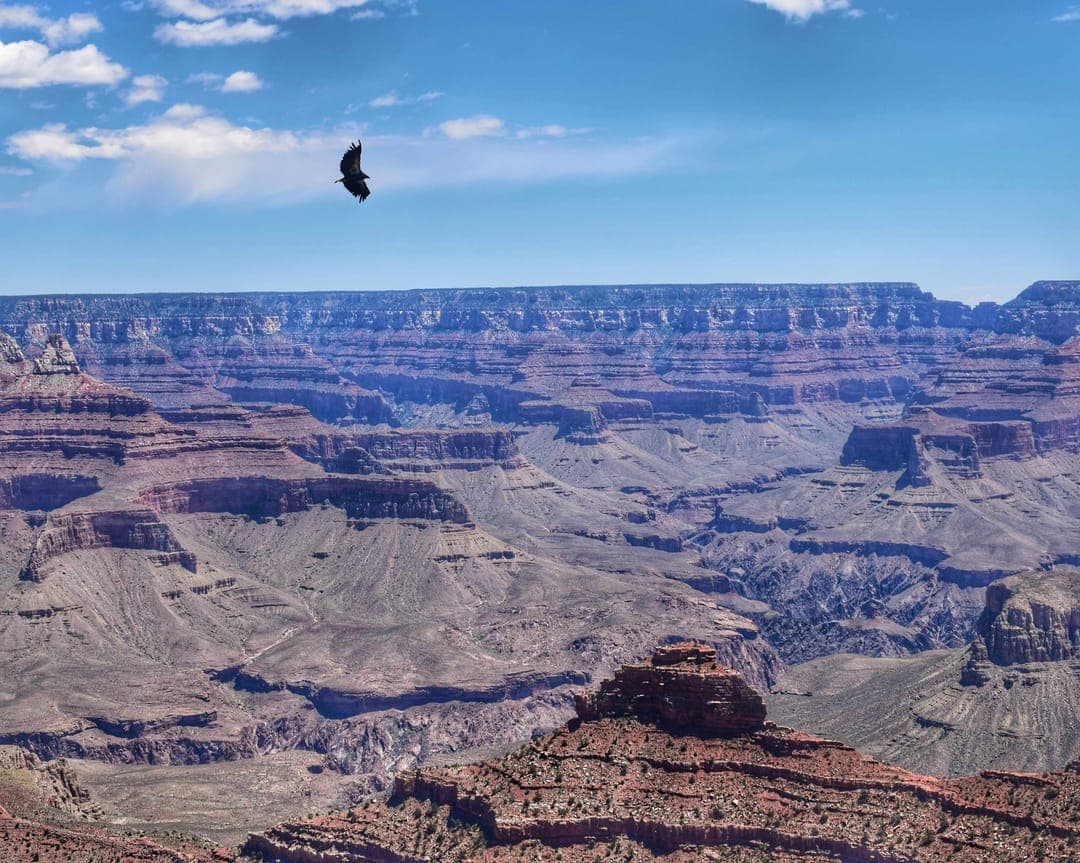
<box><xmin>976</xmin><ymin>570</ymin><xmax>1080</xmax><ymax>665</ymax></box>
<box><xmin>0</xmin><ymin>746</ymin><xmax>100</xmax><ymax>819</ymax></box>
<box><xmin>31</xmin><ymin>334</ymin><xmax>81</xmax><ymax>376</ymax></box>
<box><xmin>20</xmin><ymin>510</ymin><xmax>196</xmax><ymax>581</ymax></box>
<box><xmin>280</xmin><ymin>421</ymin><xmax>526</xmax><ymax>473</ymax></box>
<box><xmin>244</xmin><ymin>643</ymin><xmax>1080</xmax><ymax>863</ymax></box>
<box><xmin>996</xmin><ymin>280</ymin><xmax>1080</xmax><ymax>343</ymax></box>
<box><xmin>136</xmin><ymin>476</ymin><xmax>470</xmax><ymax>524</ymax></box>
<box><xmin>573</xmin><ymin>642</ymin><xmax>766</xmax><ymax>735</ymax></box>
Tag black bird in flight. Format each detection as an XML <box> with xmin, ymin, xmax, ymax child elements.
<box><xmin>336</xmin><ymin>140</ymin><xmax>371</xmax><ymax>203</ymax></box>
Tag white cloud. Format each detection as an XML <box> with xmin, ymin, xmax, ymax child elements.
<box><xmin>438</xmin><ymin>115</ymin><xmax>504</xmax><ymax>140</ymax></box>
<box><xmin>152</xmin><ymin>0</ymin><xmax>382</xmax><ymax>21</ymax></box>
<box><xmin>40</xmin><ymin>12</ymin><xmax>102</xmax><ymax>46</ymax></box>
<box><xmin>154</xmin><ymin>17</ymin><xmax>277</xmax><ymax>46</ymax></box>
<box><xmin>125</xmin><ymin>73</ymin><xmax>167</xmax><ymax>105</ymax></box>
<box><xmin>350</xmin><ymin>7</ymin><xmax>383</xmax><ymax>18</ymax></box>
<box><xmin>0</xmin><ymin>40</ymin><xmax>127</xmax><ymax>88</ymax></box>
<box><xmin>221</xmin><ymin>69</ymin><xmax>263</xmax><ymax>91</ymax></box>
<box><xmin>152</xmin><ymin>0</ymin><xmax>219</xmax><ymax>19</ymax></box>
<box><xmin>7</xmin><ymin>105</ymin><xmax>308</xmax><ymax>198</ymax></box>
<box><xmin>747</xmin><ymin>0</ymin><xmax>858</xmax><ymax>21</ymax></box>
<box><xmin>6</xmin><ymin>105</ymin><xmax>679</xmax><ymax>207</ymax></box>
<box><xmin>1054</xmin><ymin>6</ymin><xmax>1080</xmax><ymax>21</ymax></box>
<box><xmin>0</xmin><ymin>5</ymin><xmax>103</xmax><ymax>47</ymax></box>
<box><xmin>188</xmin><ymin>70</ymin><xmax>264</xmax><ymax>92</ymax></box>
<box><xmin>370</xmin><ymin>88</ymin><xmax>443</xmax><ymax>108</ymax></box>
<box><xmin>0</xmin><ymin>164</ymin><xmax>31</xmax><ymax>175</ymax></box>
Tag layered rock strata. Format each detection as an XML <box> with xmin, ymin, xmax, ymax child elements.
<box><xmin>574</xmin><ymin>642</ymin><xmax>766</xmax><ymax>734</ymax></box>
<box><xmin>974</xmin><ymin>569</ymin><xmax>1080</xmax><ymax>666</ymax></box>
<box><xmin>246</xmin><ymin>644</ymin><xmax>1080</xmax><ymax>863</ymax></box>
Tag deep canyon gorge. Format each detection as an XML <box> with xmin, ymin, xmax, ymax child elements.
<box><xmin>1</xmin><ymin>281</ymin><xmax>1079</xmax><ymax>859</ymax></box>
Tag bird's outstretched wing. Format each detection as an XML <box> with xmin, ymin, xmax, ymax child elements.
<box><xmin>340</xmin><ymin>141</ymin><xmax>362</xmax><ymax>178</ymax></box>
<box><xmin>342</xmin><ymin>175</ymin><xmax>371</xmax><ymax>202</ymax></box>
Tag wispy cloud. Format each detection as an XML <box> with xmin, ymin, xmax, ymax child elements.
<box><xmin>435</xmin><ymin>116</ymin><xmax>585</xmax><ymax>141</ymax></box>
<box><xmin>438</xmin><ymin>115</ymin><xmax>505</xmax><ymax>139</ymax></box>
<box><xmin>515</xmin><ymin>124</ymin><xmax>589</xmax><ymax>139</ymax></box>
<box><xmin>154</xmin><ymin>17</ymin><xmax>277</xmax><ymax>45</ymax></box>
<box><xmin>1054</xmin><ymin>6</ymin><xmax>1080</xmax><ymax>21</ymax></box>
<box><xmin>746</xmin><ymin>0</ymin><xmax>860</xmax><ymax>22</ymax></box>
<box><xmin>151</xmin><ymin>0</ymin><xmax>383</xmax><ymax>21</ymax></box>
<box><xmin>125</xmin><ymin>73</ymin><xmax>167</xmax><ymax>105</ymax></box>
<box><xmin>370</xmin><ymin>88</ymin><xmax>442</xmax><ymax>108</ymax></box>
<box><xmin>0</xmin><ymin>5</ymin><xmax>103</xmax><ymax>47</ymax></box>
<box><xmin>6</xmin><ymin>104</ymin><xmax>680</xmax><ymax>207</ymax></box>
<box><xmin>186</xmin><ymin>71</ymin><xmax>222</xmax><ymax>87</ymax></box>
<box><xmin>0</xmin><ymin>165</ymin><xmax>31</xmax><ymax>175</ymax></box>
<box><xmin>0</xmin><ymin>40</ymin><xmax>127</xmax><ymax>88</ymax></box>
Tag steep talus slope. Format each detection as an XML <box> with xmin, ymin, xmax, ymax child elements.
<box><xmin>246</xmin><ymin>644</ymin><xmax>1080</xmax><ymax>863</ymax></box>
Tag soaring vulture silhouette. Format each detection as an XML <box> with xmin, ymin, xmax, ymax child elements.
<box><xmin>336</xmin><ymin>140</ymin><xmax>371</xmax><ymax>203</ymax></box>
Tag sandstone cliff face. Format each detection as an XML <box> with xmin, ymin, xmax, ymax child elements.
<box><xmin>573</xmin><ymin>642</ymin><xmax>766</xmax><ymax>735</ymax></box>
<box><xmin>996</xmin><ymin>280</ymin><xmax>1080</xmax><ymax>343</ymax></box>
<box><xmin>0</xmin><ymin>745</ymin><xmax>100</xmax><ymax>819</ymax></box>
<box><xmin>0</xmin><ymin>284</ymin><xmax>1001</xmax><ymax>429</ymax></box>
<box><xmin>20</xmin><ymin>510</ymin><xmax>196</xmax><ymax>581</ymax></box>
<box><xmin>244</xmin><ymin>643</ymin><xmax>1080</xmax><ymax>863</ymax></box>
<box><xmin>136</xmin><ymin>476</ymin><xmax>470</xmax><ymax>524</ymax></box>
<box><xmin>976</xmin><ymin>570</ymin><xmax>1080</xmax><ymax>665</ymax></box>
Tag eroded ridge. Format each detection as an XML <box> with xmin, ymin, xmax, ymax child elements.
<box><xmin>245</xmin><ymin>643</ymin><xmax>1080</xmax><ymax>862</ymax></box>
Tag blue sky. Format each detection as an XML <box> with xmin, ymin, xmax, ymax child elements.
<box><xmin>0</xmin><ymin>0</ymin><xmax>1077</xmax><ymax>302</ymax></box>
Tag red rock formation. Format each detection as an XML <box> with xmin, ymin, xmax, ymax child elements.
<box><xmin>244</xmin><ymin>643</ymin><xmax>1080</xmax><ymax>862</ymax></box>
<box><xmin>20</xmin><ymin>509</ymin><xmax>197</xmax><ymax>581</ymax></box>
<box><xmin>976</xmin><ymin>570</ymin><xmax>1080</xmax><ymax>666</ymax></box>
<box><xmin>0</xmin><ymin>284</ymin><xmax>999</xmax><ymax>426</ymax></box>
<box><xmin>574</xmin><ymin>642</ymin><xmax>767</xmax><ymax>735</ymax></box>
<box><xmin>135</xmin><ymin>475</ymin><xmax>470</xmax><ymax>524</ymax></box>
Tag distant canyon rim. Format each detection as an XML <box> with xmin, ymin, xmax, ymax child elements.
<box><xmin>0</xmin><ymin>280</ymin><xmax>1078</xmax><ymax>842</ymax></box>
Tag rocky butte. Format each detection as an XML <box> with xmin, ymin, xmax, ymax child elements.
<box><xmin>245</xmin><ymin>643</ymin><xmax>1080</xmax><ymax>862</ymax></box>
